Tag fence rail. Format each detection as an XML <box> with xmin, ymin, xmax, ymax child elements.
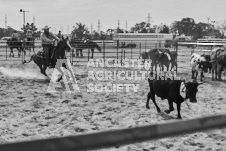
<box><xmin>0</xmin><ymin>114</ymin><xmax>225</xmax><ymax>151</ymax></box>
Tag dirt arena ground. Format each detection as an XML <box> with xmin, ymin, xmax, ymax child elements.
<box><xmin>0</xmin><ymin>47</ymin><xmax>226</xmax><ymax>151</ymax></box>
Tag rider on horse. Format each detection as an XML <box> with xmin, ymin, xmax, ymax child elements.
<box><xmin>41</xmin><ymin>25</ymin><xmax>60</xmax><ymax>68</ymax></box>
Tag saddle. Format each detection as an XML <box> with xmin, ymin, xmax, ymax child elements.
<box><xmin>36</xmin><ymin>46</ymin><xmax>56</xmax><ymax>59</ymax></box>
<box><xmin>36</xmin><ymin>50</ymin><xmax>45</xmax><ymax>58</ymax></box>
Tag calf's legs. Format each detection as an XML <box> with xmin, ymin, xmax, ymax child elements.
<box><xmin>165</xmin><ymin>100</ymin><xmax>174</xmax><ymax>114</ymax></box>
<box><xmin>176</xmin><ymin>103</ymin><xmax>182</xmax><ymax>119</ymax></box>
<box><xmin>146</xmin><ymin>92</ymin><xmax>160</xmax><ymax>112</ymax></box>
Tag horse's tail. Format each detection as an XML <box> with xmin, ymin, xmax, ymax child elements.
<box><xmin>23</xmin><ymin>54</ymin><xmax>34</xmax><ymax>64</ymax></box>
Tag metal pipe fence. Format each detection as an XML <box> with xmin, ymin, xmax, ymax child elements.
<box><xmin>0</xmin><ymin>114</ymin><xmax>225</xmax><ymax>151</ymax></box>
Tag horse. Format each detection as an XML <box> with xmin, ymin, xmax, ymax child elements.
<box><xmin>210</xmin><ymin>47</ymin><xmax>226</xmax><ymax>81</ymax></box>
<box><xmin>6</xmin><ymin>38</ymin><xmax>23</xmax><ymax>57</ymax></box>
<box><xmin>71</xmin><ymin>38</ymin><xmax>101</xmax><ymax>59</ymax></box>
<box><xmin>23</xmin><ymin>35</ymin><xmax>73</xmax><ymax>82</ymax></box>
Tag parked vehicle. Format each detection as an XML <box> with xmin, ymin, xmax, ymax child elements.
<box><xmin>164</xmin><ymin>39</ymin><xmax>174</xmax><ymax>48</ymax></box>
<box><xmin>164</xmin><ymin>37</ymin><xmax>194</xmax><ymax>48</ymax></box>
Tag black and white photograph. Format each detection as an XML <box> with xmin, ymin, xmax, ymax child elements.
<box><xmin>0</xmin><ymin>0</ymin><xmax>226</xmax><ymax>150</ymax></box>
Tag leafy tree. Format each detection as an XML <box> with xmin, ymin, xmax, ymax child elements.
<box><xmin>71</xmin><ymin>23</ymin><xmax>90</xmax><ymax>39</ymax></box>
<box><xmin>170</xmin><ymin>18</ymin><xmax>196</xmax><ymax>36</ymax></box>
<box><xmin>159</xmin><ymin>24</ymin><xmax>170</xmax><ymax>33</ymax></box>
<box><xmin>0</xmin><ymin>27</ymin><xmax>20</xmax><ymax>38</ymax></box>
<box><xmin>193</xmin><ymin>22</ymin><xmax>209</xmax><ymax>39</ymax></box>
<box><xmin>92</xmin><ymin>30</ymin><xmax>100</xmax><ymax>40</ymax></box>
<box><xmin>217</xmin><ymin>20</ymin><xmax>226</xmax><ymax>38</ymax></box>
<box><xmin>116</xmin><ymin>28</ymin><xmax>124</xmax><ymax>33</ymax></box>
<box><xmin>130</xmin><ymin>22</ymin><xmax>155</xmax><ymax>33</ymax></box>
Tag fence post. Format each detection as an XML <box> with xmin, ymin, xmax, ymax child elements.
<box><xmin>176</xmin><ymin>45</ymin><xmax>178</xmax><ymax>73</ymax></box>
<box><xmin>103</xmin><ymin>40</ymin><xmax>105</xmax><ymax>63</ymax></box>
<box><xmin>22</xmin><ymin>40</ymin><xmax>25</xmax><ymax>63</ymax></box>
<box><xmin>71</xmin><ymin>48</ymin><xmax>74</xmax><ymax>65</ymax></box>
<box><xmin>131</xmin><ymin>40</ymin><xmax>132</xmax><ymax>59</ymax></box>
<box><xmin>145</xmin><ymin>40</ymin><xmax>147</xmax><ymax>51</ymax></box>
<box><xmin>5</xmin><ymin>43</ymin><xmax>7</xmax><ymax>61</ymax></box>
<box><xmin>88</xmin><ymin>48</ymin><xmax>90</xmax><ymax>61</ymax></box>
<box><xmin>191</xmin><ymin>47</ymin><xmax>194</xmax><ymax>55</ymax></box>
<box><xmin>121</xmin><ymin>48</ymin><xmax>123</xmax><ymax>66</ymax></box>
<box><xmin>139</xmin><ymin>43</ymin><xmax>141</xmax><ymax>55</ymax></box>
<box><xmin>116</xmin><ymin>40</ymin><xmax>119</xmax><ymax>60</ymax></box>
<box><xmin>124</xmin><ymin>49</ymin><xmax>125</xmax><ymax>60</ymax></box>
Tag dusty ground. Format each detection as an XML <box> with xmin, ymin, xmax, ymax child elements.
<box><xmin>0</xmin><ymin>58</ymin><xmax>226</xmax><ymax>151</ymax></box>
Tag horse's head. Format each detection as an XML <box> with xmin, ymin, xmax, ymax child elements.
<box><xmin>61</xmin><ymin>35</ymin><xmax>72</xmax><ymax>52</ymax></box>
<box><xmin>92</xmin><ymin>42</ymin><xmax>101</xmax><ymax>52</ymax></box>
<box><xmin>96</xmin><ymin>44</ymin><xmax>102</xmax><ymax>52</ymax></box>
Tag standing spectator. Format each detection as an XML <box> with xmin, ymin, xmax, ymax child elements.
<box><xmin>57</xmin><ymin>30</ymin><xmax>62</xmax><ymax>39</ymax></box>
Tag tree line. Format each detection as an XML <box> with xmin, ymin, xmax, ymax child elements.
<box><xmin>72</xmin><ymin>17</ymin><xmax>226</xmax><ymax>40</ymax></box>
<box><xmin>1</xmin><ymin>17</ymin><xmax>226</xmax><ymax>40</ymax></box>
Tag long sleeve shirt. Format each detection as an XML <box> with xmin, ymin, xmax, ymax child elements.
<box><xmin>41</xmin><ymin>32</ymin><xmax>59</xmax><ymax>45</ymax></box>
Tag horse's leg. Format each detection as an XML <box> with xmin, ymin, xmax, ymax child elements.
<box><xmin>12</xmin><ymin>48</ymin><xmax>14</xmax><ymax>57</ymax></box>
<box><xmin>39</xmin><ymin>65</ymin><xmax>47</xmax><ymax>77</ymax></box>
<box><xmin>16</xmin><ymin>48</ymin><xmax>20</xmax><ymax>57</ymax></box>
<box><xmin>161</xmin><ymin>64</ymin><xmax>164</xmax><ymax>71</ymax></box>
<box><xmin>211</xmin><ymin>65</ymin><xmax>215</xmax><ymax>81</ymax></box>
<box><xmin>200</xmin><ymin>70</ymin><xmax>204</xmax><ymax>81</ymax></box>
<box><xmin>29</xmin><ymin>48</ymin><xmax>31</xmax><ymax>56</ymax></box>
<box><xmin>191</xmin><ymin>69</ymin><xmax>194</xmax><ymax>79</ymax></box>
<box><xmin>215</xmin><ymin>65</ymin><xmax>218</xmax><ymax>80</ymax></box>
<box><xmin>42</xmin><ymin>66</ymin><xmax>48</xmax><ymax>77</ymax></box>
<box><xmin>195</xmin><ymin>71</ymin><xmax>198</xmax><ymax>81</ymax></box>
<box><xmin>166</xmin><ymin>64</ymin><xmax>169</xmax><ymax>71</ymax></box>
<box><xmin>154</xmin><ymin>63</ymin><xmax>157</xmax><ymax>71</ymax></box>
<box><xmin>9</xmin><ymin>48</ymin><xmax>12</xmax><ymax>57</ymax></box>
<box><xmin>80</xmin><ymin>49</ymin><xmax>83</xmax><ymax>58</ymax></box>
<box><xmin>19</xmin><ymin>48</ymin><xmax>22</xmax><ymax>57</ymax></box>
<box><xmin>217</xmin><ymin>64</ymin><xmax>222</xmax><ymax>81</ymax></box>
<box><xmin>55</xmin><ymin>61</ymin><xmax>65</xmax><ymax>82</ymax></box>
<box><xmin>63</xmin><ymin>62</ymin><xmax>76</xmax><ymax>83</ymax></box>
<box><xmin>91</xmin><ymin>49</ymin><xmax>94</xmax><ymax>59</ymax></box>
<box><xmin>76</xmin><ymin>49</ymin><xmax>79</xmax><ymax>57</ymax></box>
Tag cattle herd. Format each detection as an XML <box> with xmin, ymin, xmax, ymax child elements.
<box><xmin>141</xmin><ymin>46</ymin><xmax>226</xmax><ymax>119</ymax></box>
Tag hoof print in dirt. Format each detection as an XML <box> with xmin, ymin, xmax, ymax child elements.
<box><xmin>62</xmin><ymin>99</ymin><xmax>71</xmax><ymax>104</ymax></box>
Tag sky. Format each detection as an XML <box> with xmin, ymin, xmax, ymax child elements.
<box><xmin>0</xmin><ymin>0</ymin><xmax>226</xmax><ymax>34</ymax></box>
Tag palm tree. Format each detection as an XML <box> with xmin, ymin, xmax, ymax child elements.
<box><xmin>71</xmin><ymin>23</ymin><xmax>89</xmax><ymax>39</ymax></box>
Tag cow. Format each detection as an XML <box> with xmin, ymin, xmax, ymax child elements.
<box><xmin>210</xmin><ymin>47</ymin><xmax>226</xmax><ymax>81</ymax></box>
<box><xmin>190</xmin><ymin>53</ymin><xmax>212</xmax><ymax>81</ymax></box>
<box><xmin>140</xmin><ymin>49</ymin><xmax>177</xmax><ymax>72</ymax></box>
<box><xmin>146</xmin><ymin>73</ymin><xmax>203</xmax><ymax>119</ymax></box>
<box><xmin>158</xmin><ymin>49</ymin><xmax>177</xmax><ymax>71</ymax></box>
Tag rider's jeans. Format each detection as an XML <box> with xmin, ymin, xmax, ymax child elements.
<box><xmin>42</xmin><ymin>44</ymin><xmax>52</xmax><ymax>65</ymax></box>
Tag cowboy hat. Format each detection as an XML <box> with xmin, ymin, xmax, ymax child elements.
<box><xmin>42</xmin><ymin>25</ymin><xmax>51</xmax><ymax>30</ymax></box>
